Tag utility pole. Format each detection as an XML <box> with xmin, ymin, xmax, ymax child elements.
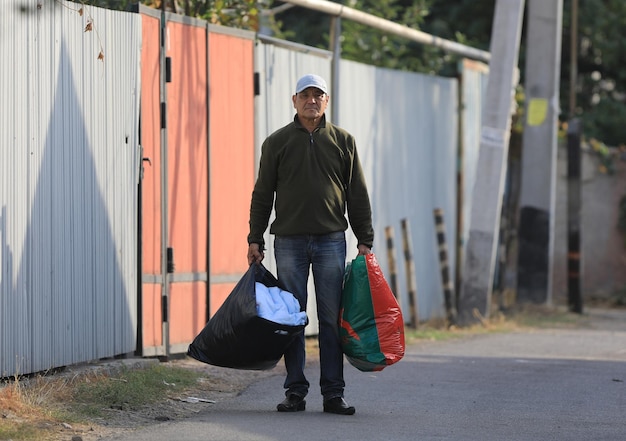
<box><xmin>569</xmin><ymin>0</ymin><xmax>578</xmax><ymax>118</ymax></box>
<box><xmin>567</xmin><ymin>119</ymin><xmax>583</xmax><ymax>313</ymax></box>
<box><xmin>516</xmin><ymin>0</ymin><xmax>563</xmax><ymax>305</ymax></box>
<box><xmin>458</xmin><ymin>0</ymin><xmax>526</xmax><ymax>325</ymax></box>
<box><xmin>566</xmin><ymin>0</ymin><xmax>583</xmax><ymax>314</ymax></box>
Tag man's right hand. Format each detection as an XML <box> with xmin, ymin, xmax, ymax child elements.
<box><xmin>247</xmin><ymin>243</ymin><xmax>264</xmax><ymax>265</ymax></box>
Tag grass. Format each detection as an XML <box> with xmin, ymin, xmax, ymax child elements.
<box><xmin>0</xmin><ymin>371</ymin><xmax>68</xmax><ymax>441</ymax></box>
<box><xmin>404</xmin><ymin>304</ymin><xmax>590</xmax><ymax>343</ymax></box>
<box><xmin>69</xmin><ymin>364</ymin><xmax>200</xmax><ymax>418</ymax></box>
<box><xmin>0</xmin><ymin>364</ymin><xmax>204</xmax><ymax>441</ymax></box>
<box><xmin>0</xmin><ymin>379</ymin><xmax>48</xmax><ymax>440</ymax></box>
<box><xmin>508</xmin><ymin>305</ymin><xmax>590</xmax><ymax>328</ymax></box>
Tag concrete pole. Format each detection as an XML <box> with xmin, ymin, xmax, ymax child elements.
<box><xmin>517</xmin><ymin>0</ymin><xmax>563</xmax><ymax>305</ymax></box>
<box><xmin>458</xmin><ymin>0</ymin><xmax>525</xmax><ymax>325</ymax></box>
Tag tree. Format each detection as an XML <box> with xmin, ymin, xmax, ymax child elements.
<box><xmin>338</xmin><ymin>0</ymin><xmax>433</xmax><ymax>72</ymax></box>
<box><xmin>73</xmin><ymin>0</ymin><xmax>626</xmax><ymax>146</ymax></box>
<box><xmin>562</xmin><ymin>0</ymin><xmax>626</xmax><ymax>145</ymax></box>
<box><xmin>67</xmin><ymin>0</ymin><xmax>263</xmax><ymax>30</ymax></box>
<box><xmin>276</xmin><ymin>0</ymin><xmax>453</xmax><ymax>74</ymax></box>
<box><xmin>274</xmin><ymin>0</ymin><xmax>495</xmax><ymax>76</ymax></box>
<box><xmin>422</xmin><ymin>0</ymin><xmax>626</xmax><ymax>146</ymax></box>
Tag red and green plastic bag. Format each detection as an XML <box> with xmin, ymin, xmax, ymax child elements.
<box><xmin>339</xmin><ymin>253</ymin><xmax>405</xmax><ymax>372</ymax></box>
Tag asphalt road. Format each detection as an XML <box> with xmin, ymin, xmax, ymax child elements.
<box><xmin>105</xmin><ymin>309</ymin><xmax>626</xmax><ymax>441</ymax></box>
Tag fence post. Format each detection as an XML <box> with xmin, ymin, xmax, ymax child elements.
<box><xmin>384</xmin><ymin>226</ymin><xmax>399</xmax><ymax>299</ymax></box>
<box><xmin>400</xmin><ymin>219</ymin><xmax>419</xmax><ymax>328</ymax></box>
<box><xmin>434</xmin><ymin>209</ymin><xmax>457</xmax><ymax>325</ymax></box>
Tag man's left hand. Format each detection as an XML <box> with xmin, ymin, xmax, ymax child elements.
<box><xmin>357</xmin><ymin>244</ymin><xmax>372</xmax><ymax>256</ymax></box>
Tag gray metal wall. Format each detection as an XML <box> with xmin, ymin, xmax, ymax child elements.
<box><xmin>338</xmin><ymin>60</ymin><xmax>459</xmax><ymax>321</ymax></box>
<box><xmin>0</xmin><ymin>0</ymin><xmax>141</xmax><ymax>376</ymax></box>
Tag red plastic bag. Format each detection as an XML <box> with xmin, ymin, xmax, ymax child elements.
<box><xmin>339</xmin><ymin>254</ymin><xmax>405</xmax><ymax>371</ymax></box>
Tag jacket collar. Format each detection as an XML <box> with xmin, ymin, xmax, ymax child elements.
<box><xmin>294</xmin><ymin>114</ymin><xmax>327</xmax><ymax>131</ymax></box>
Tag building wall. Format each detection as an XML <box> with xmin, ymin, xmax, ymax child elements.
<box><xmin>552</xmin><ymin>144</ymin><xmax>626</xmax><ymax>303</ymax></box>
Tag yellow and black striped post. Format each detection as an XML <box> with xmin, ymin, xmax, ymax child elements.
<box><xmin>384</xmin><ymin>226</ymin><xmax>399</xmax><ymax>299</ymax></box>
<box><xmin>400</xmin><ymin>218</ymin><xmax>419</xmax><ymax>328</ymax></box>
<box><xmin>434</xmin><ymin>208</ymin><xmax>457</xmax><ymax>324</ymax></box>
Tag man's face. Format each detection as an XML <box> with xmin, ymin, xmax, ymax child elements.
<box><xmin>292</xmin><ymin>87</ymin><xmax>329</xmax><ymax>120</ymax></box>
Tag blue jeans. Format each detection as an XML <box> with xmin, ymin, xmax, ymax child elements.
<box><xmin>274</xmin><ymin>231</ymin><xmax>347</xmax><ymax>400</ymax></box>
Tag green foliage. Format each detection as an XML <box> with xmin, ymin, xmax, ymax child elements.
<box><xmin>70</xmin><ymin>0</ymin><xmax>263</xmax><ymax>31</ymax></box>
<box><xmin>562</xmin><ymin>0</ymin><xmax>626</xmax><ymax>145</ymax></box>
<box><xmin>588</xmin><ymin>138</ymin><xmax>616</xmax><ymax>175</ymax></box>
<box><xmin>424</xmin><ymin>0</ymin><xmax>495</xmax><ymax>48</ymax></box>
<box><xmin>65</xmin><ymin>0</ymin><xmax>135</xmax><ymax>10</ymax></box>
<box><xmin>73</xmin><ymin>0</ymin><xmax>626</xmax><ymax>146</ymax></box>
<box><xmin>192</xmin><ymin>0</ymin><xmax>260</xmax><ymax>29</ymax></box>
<box><xmin>581</xmin><ymin>96</ymin><xmax>626</xmax><ymax>147</ymax></box>
<box><xmin>339</xmin><ymin>0</ymin><xmax>439</xmax><ymax>72</ymax></box>
<box><xmin>276</xmin><ymin>0</ymin><xmax>462</xmax><ymax>75</ymax></box>
<box><xmin>269</xmin><ymin>4</ymin><xmax>329</xmax><ymax>48</ymax></box>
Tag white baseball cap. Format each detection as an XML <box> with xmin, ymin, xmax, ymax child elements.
<box><xmin>295</xmin><ymin>74</ymin><xmax>328</xmax><ymax>95</ymax></box>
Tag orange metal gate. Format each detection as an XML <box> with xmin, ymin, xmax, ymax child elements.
<box><xmin>207</xmin><ymin>28</ymin><xmax>256</xmax><ymax>315</ymax></box>
<box><xmin>138</xmin><ymin>7</ymin><xmax>255</xmax><ymax>357</ymax></box>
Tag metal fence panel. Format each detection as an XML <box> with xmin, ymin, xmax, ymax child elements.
<box><xmin>338</xmin><ymin>59</ymin><xmax>459</xmax><ymax>321</ymax></box>
<box><xmin>0</xmin><ymin>0</ymin><xmax>140</xmax><ymax>376</ymax></box>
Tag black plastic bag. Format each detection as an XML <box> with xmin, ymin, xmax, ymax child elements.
<box><xmin>187</xmin><ymin>263</ymin><xmax>306</xmax><ymax>370</ymax></box>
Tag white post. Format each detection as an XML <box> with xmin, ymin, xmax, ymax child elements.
<box><xmin>517</xmin><ymin>0</ymin><xmax>563</xmax><ymax>305</ymax></box>
<box><xmin>458</xmin><ymin>0</ymin><xmax>526</xmax><ymax>324</ymax></box>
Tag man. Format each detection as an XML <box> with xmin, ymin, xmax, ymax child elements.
<box><xmin>247</xmin><ymin>74</ymin><xmax>374</xmax><ymax>415</ymax></box>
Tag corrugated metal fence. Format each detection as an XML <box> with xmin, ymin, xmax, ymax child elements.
<box><xmin>0</xmin><ymin>0</ymin><xmax>141</xmax><ymax>376</ymax></box>
<box><xmin>0</xmin><ymin>0</ymin><xmax>487</xmax><ymax>376</ymax></box>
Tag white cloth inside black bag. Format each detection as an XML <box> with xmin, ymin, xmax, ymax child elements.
<box><xmin>187</xmin><ymin>264</ymin><xmax>307</xmax><ymax>370</ymax></box>
<box><xmin>255</xmin><ymin>283</ymin><xmax>307</xmax><ymax>326</ymax></box>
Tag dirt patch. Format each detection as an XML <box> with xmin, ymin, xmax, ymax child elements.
<box><xmin>69</xmin><ymin>358</ymin><xmax>286</xmax><ymax>440</ymax></box>
<box><xmin>78</xmin><ymin>359</ymin><xmax>276</xmax><ymax>434</ymax></box>
<box><xmin>2</xmin><ymin>339</ymin><xmax>322</xmax><ymax>441</ymax></box>
<box><xmin>0</xmin><ymin>357</ymin><xmax>286</xmax><ymax>441</ymax></box>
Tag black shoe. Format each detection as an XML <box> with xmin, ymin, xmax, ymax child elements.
<box><xmin>277</xmin><ymin>394</ymin><xmax>306</xmax><ymax>412</ymax></box>
<box><xmin>323</xmin><ymin>397</ymin><xmax>355</xmax><ymax>415</ymax></box>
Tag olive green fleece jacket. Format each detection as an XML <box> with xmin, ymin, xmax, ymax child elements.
<box><xmin>248</xmin><ymin>115</ymin><xmax>374</xmax><ymax>249</ymax></box>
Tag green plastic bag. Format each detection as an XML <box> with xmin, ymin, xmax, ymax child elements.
<box><xmin>340</xmin><ymin>254</ymin><xmax>405</xmax><ymax>372</ymax></box>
